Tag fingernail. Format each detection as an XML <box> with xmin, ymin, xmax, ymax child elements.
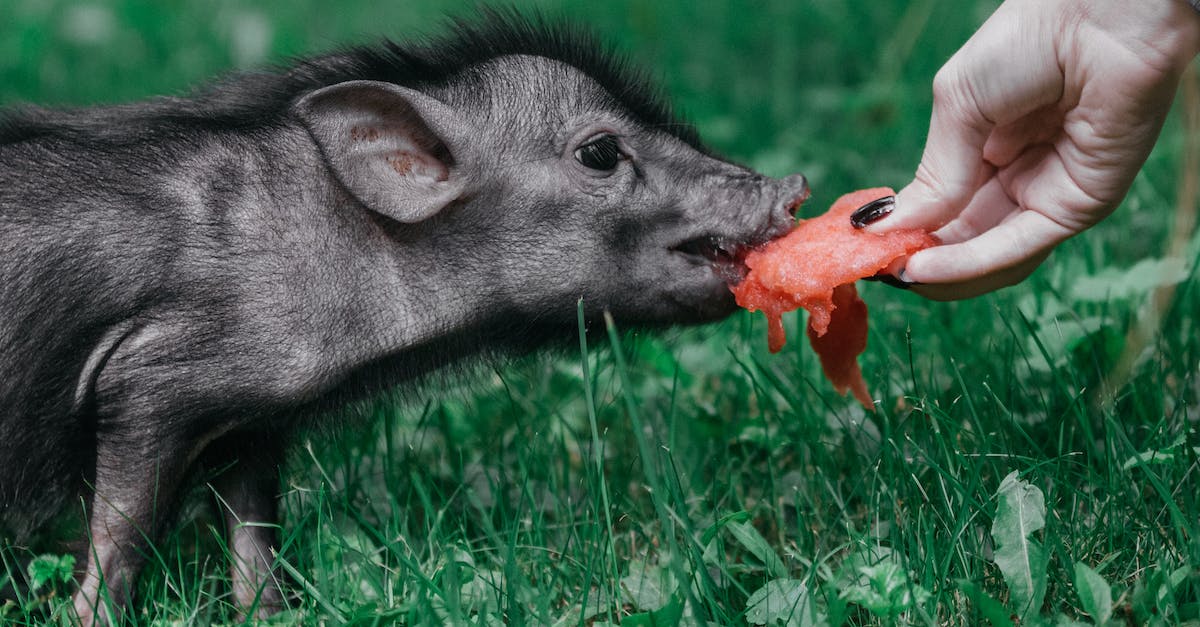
<box><xmin>874</xmin><ymin>274</ymin><xmax>913</xmax><ymax>290</ymax></box>
<box><xmin>863</xmin><ymin>268</ymin><xmax>920</xmax><ymax>290</ymax></box>
<box><xmin>850</xmin><ymin>195</ymin><xmax>896</xmax><ymax>229</ymax></box>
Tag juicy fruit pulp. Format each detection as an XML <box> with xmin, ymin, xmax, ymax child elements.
<box><xmin>731</xmin><ymin>187</ymin><xmax>937</xmax><ymax>409</ymax></box>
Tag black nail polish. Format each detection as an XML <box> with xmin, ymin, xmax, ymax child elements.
<box><xmin>874</xmin><ymin>274</ymin><xmax>912</xmax><ymax>290</ymax></box>
<box><xmin>863</xmin><ymin>270</ymin><xmax>919</xmax><ymax>290</ymax></box>
<box><xmin>850</xmin><ymin>195</ymin><xmax>896</xmax><ymax>229</ymax></box>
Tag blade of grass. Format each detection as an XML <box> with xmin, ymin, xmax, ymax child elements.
<box><xmin>575</xmin><ymin>300</ymin><xmax>620</xmax><ymax>622</ymax></box>
<box><xmin>603</xmin><ymin>311</ymin><xmax>711</xmax><ymax>621</ymax></box>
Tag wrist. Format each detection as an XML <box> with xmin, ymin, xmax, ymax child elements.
<box><xmin>1078</xmin><ymin>0</ymin><xmax>1200</xmax><ymax>59</ymax></box>
<box><xmin>1103</xmin><ymin>0</ymin><xmax>1200</xmax><ymax>67</ymax></box>
<box><xmin>1180</xmin><ymin>0</ymin><xmax>1200</xmax><ymax>33</ymax></box>
<box><xmin>1179</xmin><ymin>0</ymin><xmax>1200</xmax><ymax>59</ymax></box>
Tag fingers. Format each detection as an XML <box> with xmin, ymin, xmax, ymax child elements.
<box><xmin>908</xmin><ymin>251</ymin><xmax>1051</xmax><ymax>301</ymax></box>
<box><xmin>880</xmin><ymin>145</ymin><xmax>1092</xmax><ymax>301</ymax></box>
<box><xmin>900</xmin><ymin>209</ymin><xmax>1074</xmax><ymax>287</ymax></box>
<box><xmin>928</xmin><ymin>176</ymin><xmax>1016</xmax><ymax>245</ymax></box>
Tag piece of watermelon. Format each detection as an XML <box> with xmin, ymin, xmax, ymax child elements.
<box><xmin>730</xmin><ymin>187</ymin><xmax>937</xmax><ymax>410</ymax></box>
<box><xmin>806</xmin><ymin>283</ymin><xmax>871</xmax><ymax>409</ymax></box>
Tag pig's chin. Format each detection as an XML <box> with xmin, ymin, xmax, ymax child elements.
<box><xmin>657</xmin><ymin>254</ymin><xmax>743</xmax><ymax>322</ymax></box>
<box><xmin>661</xmin><ymin>228</ymin><xmax>786</xmax><ymax>321</ymax></box>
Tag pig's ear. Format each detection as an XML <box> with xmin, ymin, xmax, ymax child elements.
<box><xmin>295</xmin><ymin>80</ymin><xmax>469</xmax><ymax>223</ymax></box>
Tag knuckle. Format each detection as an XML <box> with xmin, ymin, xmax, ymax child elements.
<box><xmin>931</xmin><ymin>63</ymin><xmax>991</xmax><ymax>128</ymax></box>
<box><xmin>931</xmin><ymin>65</ymin><xmax>962</xmax><ymax>105</ymax></box>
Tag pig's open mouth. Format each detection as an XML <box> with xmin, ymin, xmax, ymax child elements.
<box><xmin>670</xmin><ymin>195</ymin><xmax>805</xmax><ymax>285</ymax></box>
<box><xmin>671</xmin><ymin>235</ymin><xmax>760</xmax><ymax>284</ymax></box>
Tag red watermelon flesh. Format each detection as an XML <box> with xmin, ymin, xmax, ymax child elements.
<box><xmin>731</xmin><ymin>187</ymin><xmax>937</xmax><ymax>409</ymax></box>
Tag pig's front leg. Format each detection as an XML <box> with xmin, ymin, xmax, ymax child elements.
<box><xmin>208</xmin><ymin>433</ymin><xmax>286</xmax><ymax>618</ymax></box>
<box><xmin>71</xmin><ymin>325</ymin><xmax>225</xmax><ymax>625</ymax></box>
<box><xmin>72</xmin><ymin>427</ymin><xmax>191</xmax><ymax>625</ymax></box>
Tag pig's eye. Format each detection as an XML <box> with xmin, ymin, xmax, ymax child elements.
<box><xmin>574</xmin><ymin>134</ymin><xmax>623</xmax><ymax>171</ymax></box>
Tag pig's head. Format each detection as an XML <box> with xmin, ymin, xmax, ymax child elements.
<box><xmin>295</xmin><ymin>14</ymin><xmax>807</xmax><ymax>329</ymax></box>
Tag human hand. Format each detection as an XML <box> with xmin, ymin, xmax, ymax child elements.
<box><xmin>859</xmin><ymin>0</ymin><xmax>1200</xmax><ymax>300</ymax></box>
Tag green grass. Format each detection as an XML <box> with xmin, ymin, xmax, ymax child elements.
<box><xmin>2</xmin><ymin>0</ymin><xmax>1199</xmax><ymax>625</ymax></box>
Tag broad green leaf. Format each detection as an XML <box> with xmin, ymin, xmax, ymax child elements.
<box><xmin>745</xmin><ymin>579</ymin><xmax>823</xmax><ymax>627</ymax></box>
<box><xmin>458</xmin><ymin>567</ymin><xmax>504</xmax><ymax>614</ymax></box>
<box><xmin>580</xmin><ymin>587</ymin><xmax>617</xmax><ymax>621</ymax></box>
<box><xmin>957</xmin><ymin>580</ymin><xmax>1015</xmax><ymax>626</ymax></box>
<box><xmin>26</xmin><ymin>554</ymin><xmax>75</xmax><ymax>590</ymax></box>
<box><xmin>838</xmin><ymin>545</ymin><xmax>894</xmax><ymax>574</ymax></box>
<box><xmin>1069</xmin><ymin>256</ymin><xmax>1188</xmax><ymax>303</ymax></box>
<box><xmin>990</xmin><ymin>471</ymin><xmax>1048</xmax><ymax>622</ymax></box>
<box><xmin>620</xmin><ymin>591</ymin><xmax>685</xmax><ymax>627</ymax></box>
<box><xmin>838</xmin><ymin>552</ymin><xmax>930</xmax><ymax>618</ymax></box>
<box><xmin>619</xmin><ymin>560</ymin><xmax>676</xmax><ymax>612</ymax></box>
<box><xmin>726</xmin><ymin>520</ymin><xmax>788</xmax><ymax>579</ymax></box>
<box><xmin>1072</xmin><ymin>562</ymin><xmax>1112</xmax><ymax>626</ymax></box>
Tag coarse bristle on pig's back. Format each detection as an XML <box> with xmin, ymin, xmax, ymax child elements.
<box><xmin>0</xmin><ymin>7</ymin><xmax>706</xmax><ymax>153</ymax></box>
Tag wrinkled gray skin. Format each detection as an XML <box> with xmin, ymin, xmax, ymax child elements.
<box><xmin>0</xmin><ymin>21</ymin><xmax>806</xmax><ymax>624</ymax></box>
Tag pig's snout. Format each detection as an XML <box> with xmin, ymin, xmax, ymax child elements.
<box><xmin>777</xmin><ymin>173</ymin><xmax>810</xmax><ymax>217</ymax></box>
<box><xmin>659</xmin><ymin>168</ymin><xmax>809</xmax><ymax>322</ymax></box>
<box><xmin>671</xmin><ymin>170</ymin><xmax>808</xmax><ymax>277</ymax></box>
<box><xmin>758</xmin><ymin>172</ymin><xmax>809</xmax><ymax>242</ymax></box>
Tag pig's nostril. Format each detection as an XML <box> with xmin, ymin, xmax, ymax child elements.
<box><xmin>782</xmin><ymin>173</ymin><xmax>808</xmax><ymax>192</ymax></box>
<box><xmin>779</xmin><ymin>173</ymin><xmax>809</xmax><ymax>216</ymax></box>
